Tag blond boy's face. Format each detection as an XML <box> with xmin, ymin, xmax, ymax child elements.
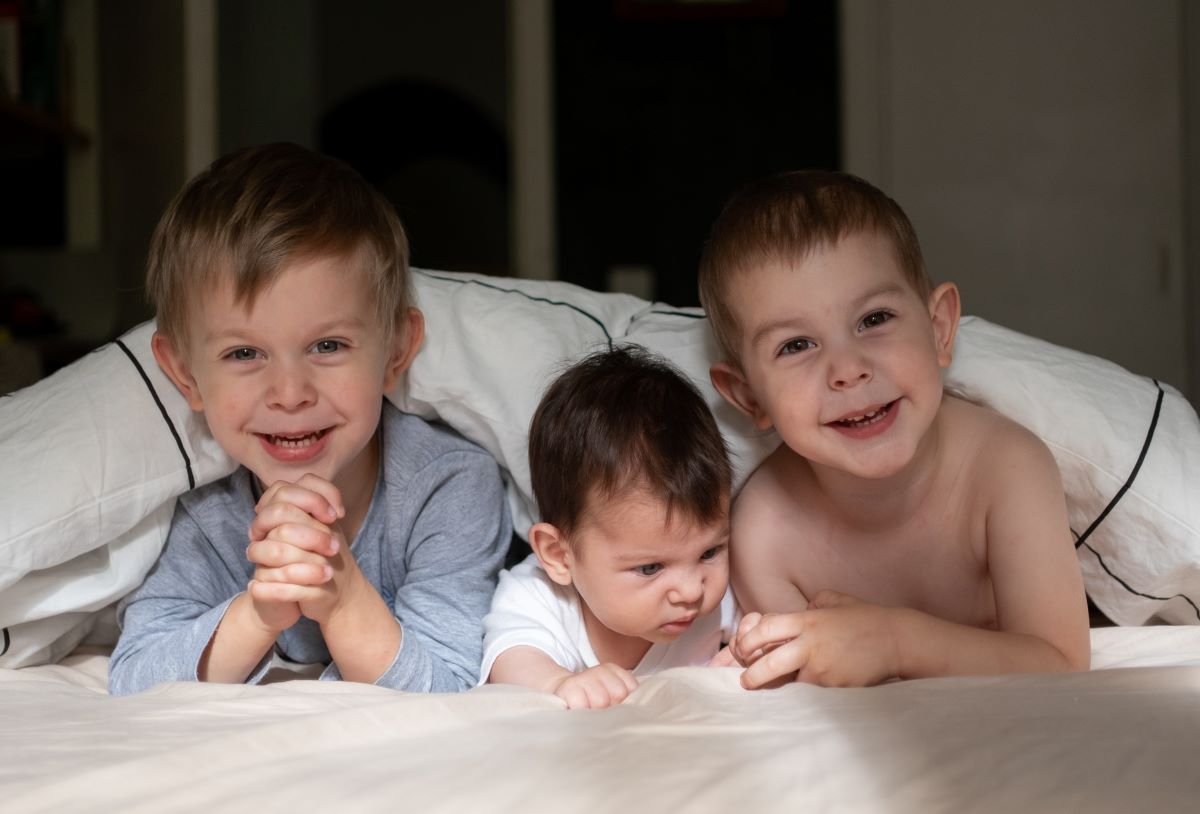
<box><xmin>718</xmin><ymin>230</ymin><xmax>957</xmax><ymax>481</ymax></box>
<box><xmin>564</xmin><ymin>490</ymin><xmax>730</xmax><ymax>650</ymax></box>
<box><xmin>154</xmin><ymin>253</ymin><xmax>413</xmax><ymax>494</ymax></box>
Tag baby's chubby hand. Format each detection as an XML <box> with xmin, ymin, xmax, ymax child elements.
<box><xmin>551</xmin><ymin>664</ymin><xmax>639</xmax><ymax>710</ymax></box>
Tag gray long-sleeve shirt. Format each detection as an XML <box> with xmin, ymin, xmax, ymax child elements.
<box><xmin>108</xmin><ymin>403</ymin><xmax>512</xmax><ymax>696</ymax></box>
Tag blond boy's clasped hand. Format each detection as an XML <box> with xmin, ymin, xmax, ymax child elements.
<box><xmin>246</xmin><ymin>474</ymin><xmax>358</xmax><ymax>628</ymax></box>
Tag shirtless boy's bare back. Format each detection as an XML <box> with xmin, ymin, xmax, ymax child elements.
<box><xmin>698</xmin><ymin>171</ymin><xmax>1090</xmax><ymax>687</ymax></box>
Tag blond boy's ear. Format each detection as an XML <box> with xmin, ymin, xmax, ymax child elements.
<box><xmin>151</xmin><ymin>332</ymin><xmax>205</xmax><ymax>412</ymax></box>
<box><xmin>709</xmin><ymin>362</ymin><xmax>774</xmax><ymax>431</ymax></box>
<box><xmin>383</xmin><ymin>307</ymin><xmax>425</xmax><ymax>392</ymax></box>
<box><xmin>528</xmin><ymin>522</ymin><xmax>574</xmax><ymax>587</ymax></box>
<box><xmin>927</xmin><ymin>282</ymin><xmax>961</xmax><ymax>369</ymax></box>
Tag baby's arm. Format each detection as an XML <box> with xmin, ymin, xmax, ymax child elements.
<box><xmin>490</xmin><ymin>646</ymin><xmax>638</xmax><ymax>709</ymax></box>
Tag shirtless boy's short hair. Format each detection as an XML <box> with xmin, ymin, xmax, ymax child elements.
<box><xmin>698</xmin><ymin>170</ymin><xmax>931</xmax><ymax>366</ymax></box>
<box><xmin>529</xmin><ymin>345</ymin><xmax>731</xmax><ymax>539</ymax></box>
<box><xmin>146</xmin><ymin>142</ymin><xmax>411</xmax><ymax>346</ymax></box>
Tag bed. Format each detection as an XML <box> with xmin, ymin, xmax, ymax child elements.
<box><xmin>2</xmin><ymin>270</ymin><xmax>1199</xmax><ymax>811</ymax></box>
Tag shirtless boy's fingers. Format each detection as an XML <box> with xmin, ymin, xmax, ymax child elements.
<box><xmin>735</xmin><ymin>612</ymin><xmax>803</xmax><ymax>666</ymax></box>
<box><xmin>740</xmin><ymin>636</ymin><xmax>807</xmax><ymax>689</ymax></box>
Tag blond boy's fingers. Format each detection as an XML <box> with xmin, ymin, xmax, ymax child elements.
<box><xmin>254</xmin><ymin>478</ymin><xmax>343</xmax><ymax>527</ymax></box>
<box><xmin>248</xmin><ymin>578</ymin><xmax>323</xmax><ymax>605</ymax></box>
<box><xmin>250</xmin><ymin>562</ymin><xmax>332</xmax><ymax>586</ymax></box>
<box><xmin>250</xmin><ymin>504</ymin><xmax>336</xmax><ymax>550</ymax></box>
<box><xmin>246</xmin><ymin>533</ymin><xmax>336</xmax><ymax>568</ymax></box>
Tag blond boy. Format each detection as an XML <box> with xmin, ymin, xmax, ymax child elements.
<box><xmin>699</xmin><ymin>171</ymin><xmax>1090</xmax><ymax>687</ymax></box>
<box><xmin>109</xmin><ymin>144</ymin><xmax>511</xmax><ymax>695</ymax></box>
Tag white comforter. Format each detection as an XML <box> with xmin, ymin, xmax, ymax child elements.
<box><xmin>3</xmin><ymin>626</ymin><xmax>1199</xmax><ymax>813</ymax></box>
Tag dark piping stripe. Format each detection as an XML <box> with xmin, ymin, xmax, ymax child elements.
<box><xmin>416</xmin><ymin>270</ymin><xmax>614</xmax><ymax>350</ymax></box>
<box><xmin>1079</xmin><ymin>539</ymin><xmax>1200</xmax><ymax>622</ymax></box>
<box><xmin>1074</xmin><ymin>379</ymin><xmax>1164</xmax><ymax>548</ymax></box>
<box><xmin>1</xmin><ymin>627</ymin><xmax>9</xmax><ymax>657</ymax></box>
<box><xmin>115</xmin><ymin>339</ymin><xmax>195</xmax><ymax>490</ymax></box>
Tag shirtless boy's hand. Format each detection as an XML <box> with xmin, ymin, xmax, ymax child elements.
<box><xmin>735</xmin><ymin>591</ymin><xmax>901</xmax><ymax>688</ymax></box>
<box><xmin>552</xmin><ymin>664</ymin><xmax>639</xmax><ymax>710</ymax></box>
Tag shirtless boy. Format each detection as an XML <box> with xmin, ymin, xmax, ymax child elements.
<box><xmin>698</xmin><ymin>170</ymin><xmax>1090</xmax><ymax>687</ymax></box>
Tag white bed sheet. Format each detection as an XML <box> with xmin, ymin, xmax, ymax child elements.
<box><xmin>2</xmin><ymin>626</ymin><xmax>1199</xmax><ymax>813</ymax></box>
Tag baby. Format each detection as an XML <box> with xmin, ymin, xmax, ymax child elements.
<box><xmin>481</xmin><ymin>345</ymin><xmax>738</xmax><ymax>708</ymax></box>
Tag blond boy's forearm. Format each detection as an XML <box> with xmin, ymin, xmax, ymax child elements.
<box><xmin>199</xmin><ymin>592</ymin><xmax>280</xmax><ymax>683</ymax></box>
<box><xmin>320</xmin><ymin>583</ymin><xmax>403</xmax><ymax>684</ymax></box>
<box><xmin>890</xmin><ymin>607</ymin><xmax>1087</xmax><ymax>679</ymax></box>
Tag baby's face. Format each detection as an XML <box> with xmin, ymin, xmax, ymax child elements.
<box><xmin>725</xmin><ymin>230</ymin><xmax>954</xmax><ymax>480</ymax></box>
<box><xmin>567</xmin><ymin>491</ymin><xmax>729</xmax><ymax>649</ymax></box>
<box><xmin>166</xmin><ymin>254</ymin><xmax>404</xmax><ymax>492</ymax></box>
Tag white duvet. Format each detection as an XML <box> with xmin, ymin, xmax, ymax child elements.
<box><xmin>3</xmin><ymin>626</ymin><xmax>1199</xmax><ymax>813</ymax></box>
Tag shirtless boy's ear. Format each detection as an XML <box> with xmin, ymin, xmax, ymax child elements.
<box><xmin>928</xmin><ymin>282</ymin><xmax>961</xmax><ymax>369</ymax></box>
<box><xmin>529</xmin><ymin>523</ymin><xmax>573</xmax><ymax>586</ymax></box>
<box><xmin>384</xmin><ymin>307</ymin><xmax>425</xmax><ymax>392</ymax></box>
<box><xmin>152</xmin><ymin>332</ymin><xmax>205</xmax><ymax>412</ymax></box>
<box><xmin>710</xmin><ymin>363</ymin><xmax>774</xmax><ymax>431</ymax></box>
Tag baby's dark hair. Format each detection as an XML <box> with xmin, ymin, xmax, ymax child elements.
<box><xmin>529</xmin><ymin>345</ymin><xmax>731</xmax><ymax>539</ymax></box>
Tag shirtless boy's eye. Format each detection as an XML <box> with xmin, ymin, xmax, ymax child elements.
<box><xmin>859</xmin><ymin>310</ymin><xmax>893</xmax><ymax>330</ymax></box>
<box><xmin>634</xmin><ymin>563</ymin><xmax>663</xmax><ymax>577</ymax></box>
<box><xmin>778</xmin><ymin>337</ymin><xmax>816</xmax><ymax>357</ymax></box>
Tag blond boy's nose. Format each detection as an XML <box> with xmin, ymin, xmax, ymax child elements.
<box><xmin>829</xmin><ymin>349</ymin><xmax>872</xmax><ymax>389</ymax></box>
<box><xmin>267</xmin><ymin>364</ymin><xmax>317</xmax><ymax>410</ymax></box>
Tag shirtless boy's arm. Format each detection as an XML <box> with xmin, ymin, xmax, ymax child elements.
<box><xmin>735</xmin><ymin>429</ymin><xmax>1091</xmax><ymax>687</ymax></box>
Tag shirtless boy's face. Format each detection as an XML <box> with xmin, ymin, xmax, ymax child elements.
<box><xmin>560</xmin><ymin>490</ymin><xmax>729</xmax><ymax>651</ymax></box>
<box><xmin>714</xmin><ymin>230</ymin><xmax>959</xmax><ymax>480</ymax></box>
<box><xmin>153</xmin><ymin>253</ymin><xmax>418</xmax><ymax>495</ymax></box>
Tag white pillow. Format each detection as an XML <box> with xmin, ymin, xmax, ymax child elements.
<box><xmin>1</xmin><ymin>271</ymin><xmax>1196</xmax><ymax>667</ymax></box>
<box><xmin>945</xmin><ymin>316</ymin><xmax>1200</xmax><ymax>626</ymax></box>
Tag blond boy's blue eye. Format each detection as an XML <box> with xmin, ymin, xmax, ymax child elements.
<box><xmin>229</xmin><ymin>347</ymin><xmax>258</xmax><ymax>361</ymax></box>
<box><xmin>313</xmin><ymin>339</ymin><xmax>342</xmax><ymax>354</ymax></box>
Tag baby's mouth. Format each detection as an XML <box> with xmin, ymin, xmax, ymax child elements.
<box><xmin>830</xmin><ymin>401</ymin><xmax>896</xmax><ymax>428</ymax></box>
<box><xmin>259</xmin><ymin>429</ymin><xmax>329</xmax><ymax>448</ymax></box>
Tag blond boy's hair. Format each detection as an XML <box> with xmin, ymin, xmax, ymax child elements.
<box><xmin>698</xmin><ymin>170</ymin><xmax>931</xmax><ymax>366</ymax></box>
<box><xmin>146</xmin><ymin>142</ymin><xmax>411</xmax><ymax>346</ymax></box>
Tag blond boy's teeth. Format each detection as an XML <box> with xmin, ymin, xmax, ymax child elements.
<box><xmin>268</xmin><ymin>431</ymin><xmax>322</xmax><ymax>448</ymax></box>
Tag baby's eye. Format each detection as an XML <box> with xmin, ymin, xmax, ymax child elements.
<box><xmin>778</xmin><ymin>337</ymin><xmax>816</xmax><ymax>356</ymax></box>
<box><xmin>700</xmin><ymin>546</ymin><xmax>723</xmax><ymax>562</ymax></box>
<box><xmin>860</xmin><ymin>310</ymin><xmax>893</xmax><ymax>330</ymax></box>
<box><xmin>228</xmin><ymin>347</ymin><xmax>260</xmax><ymax>362</ymax></box>
<box><xmin>312</xmin><ymin>339</ymin><xmax>342</xmax><ymax>354</ymax></box>
<box><xmin>635</xmin><ymin>563</ymin><xmax>663</xmax><ymax>577</ymax></box>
